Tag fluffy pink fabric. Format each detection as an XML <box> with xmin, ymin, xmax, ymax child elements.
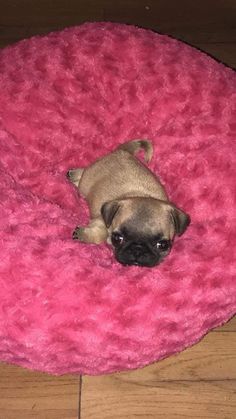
<box><xmin>0</xmin><ymin>22</ymin><xmax>235</xmax><ymax>376</ymax></box>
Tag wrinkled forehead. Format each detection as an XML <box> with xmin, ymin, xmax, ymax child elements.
<box><xmin>120</xmin><ymin>224</ymin><xmax>165</xmax><ymax>242</ymax></box>
<box><xmin>109</xmin><ymin>197</ymin><xmax>175</xmax><ymax>237</ymax></box>
<box><xmin>116</xmin><ymin>204</ymin><xmax>174</xmax><ymax>237</ymax></box>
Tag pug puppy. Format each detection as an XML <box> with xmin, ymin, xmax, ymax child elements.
<box><xmin>67</xmin><ymin>140</ymin><xmax>190</xmax><ymax>267</ymax></box>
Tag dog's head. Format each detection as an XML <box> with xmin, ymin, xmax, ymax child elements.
<box><xmin>101</xmin><ymin>197</ymin><xmax>190</xmax><ymax>267</ymax></box>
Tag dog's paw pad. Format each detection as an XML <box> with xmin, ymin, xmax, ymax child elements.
<box><xmin>72</xmin><ymin>227</ymin><xmax>84</xmax><ymax>241</ymax></box>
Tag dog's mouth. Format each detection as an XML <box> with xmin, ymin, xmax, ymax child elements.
<box><xmin>114</xmin><ymin>244</ymin><xmax>166</xmax><ymax>267</ymax></box>
<box><xmin>117</xmin><ymin>258</ymin><xmax>159</xmax><ymax>267</ymax></box>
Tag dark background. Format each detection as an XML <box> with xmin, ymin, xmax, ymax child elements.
<box><xmin>0</xmin><ymin>0</ymin><xmax>235</xmax><ymax>68</ymax></box>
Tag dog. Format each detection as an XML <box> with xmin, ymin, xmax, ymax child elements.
<box><xmin>67</xmin><ymin>140</ymin><xmax>190</xmax><ymax>267</ymax></box>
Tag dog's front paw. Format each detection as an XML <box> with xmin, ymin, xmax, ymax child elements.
<box><xmin>67</xmin><ymin>168</ymin><xmax>84</xmax><ymax>187</ymax></box>
<box><xmin>72</xmin><ymin>226</ymin><xmax>84</xmax><ymax>241</ymax></box>
<box><xmin>67</xmin><ymin>170</ymin><xmax>75</xmax><ymax>181</ymax></box>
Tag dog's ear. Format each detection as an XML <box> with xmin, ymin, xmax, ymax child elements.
<box><xmin>170</xmin><ymin>205</ymin><xmax>191</xmax><ymax>236</ymax></box>
<box><xmin>101</xmin><ymin>200</ymin><xmax>120</xmax><ymax>228</ymax></box>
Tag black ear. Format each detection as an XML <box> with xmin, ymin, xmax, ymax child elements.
<box><xmin>171</xmin><ymin>206</ymin><xmax>191</xmax><ymax>236</ymax></box>
<box><xmin>101</xmin><ymin>201</ymin><xmax>120</xmax><ymax>228</ymax></box>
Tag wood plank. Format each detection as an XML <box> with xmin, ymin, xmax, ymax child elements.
<box><xmin>0</xmin><ymin>0</ymin><xmax>104</xmax><ymax>48</ymax></box>
<box><xmin>103</xmin><ymin>0</ymin><xmax>236</xmax><ymax>42</ymax></box>
<box><xmin>0</xmin><ymin>0</ymin><xmax>104</xmax><ymax>25</ymax></box>
<box><xmin>194</xmin><ymin>43</ymin><xmax>236</xmax><ymax>68</ymax></box>
<box><xmin>214</xmin><ymin>315</ymin><xmax>236</xmax><ymax>332</ymax></box>
<box><xmin>0</xmin><ymin>0</ymin><xmax>236</xmax><ymax>49</ymax></box>
<box><xmin>112</xmin><ymin>330</ymin><xmax>236</xmax><ymax>383</ymax></box>
<box><xmin>81</xmin><ymin>322</ymin><xmax>236</xmax><ymax>418</ymax></box>
<box><xmin>81</xmin><ymin>379</ymin><xmax>236</xmax><ymax>419</ymax></box>
<box><xmin>0</xmin><ymin>363</ymin><xmax>80</xmax><ymax>419</ymax></box>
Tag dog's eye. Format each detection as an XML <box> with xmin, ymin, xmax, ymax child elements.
<box><xmin>156</xmin><ymin>239</ymin><xmax>170</xmax><ymax>251</ymax></box>
<box><xmin>111</xmin><ymin>232</ymin><xmax>124</xmax><ymax>246</ymax></box>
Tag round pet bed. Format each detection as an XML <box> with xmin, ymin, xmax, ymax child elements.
<box><xmin>0</xmin><ymin>22</ymin><xmax>235</xmax><ymax>375</ymax></box>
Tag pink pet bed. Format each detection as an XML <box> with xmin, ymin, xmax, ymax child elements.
<box><xmin>0</xmin><ymin>22</ymin><xmax>235</xmax><ymax>375</ymax></box>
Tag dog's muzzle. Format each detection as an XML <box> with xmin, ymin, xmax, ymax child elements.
<box><xmin>116</xmin><ymin>242</ymin><xmax>160</xmax><ymax>267</ymax></box>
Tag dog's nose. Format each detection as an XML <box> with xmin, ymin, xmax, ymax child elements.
<box><xmin>131</xmin><ymin>244</ymin><xmax>146</xmax><ymax>258</ymax></box>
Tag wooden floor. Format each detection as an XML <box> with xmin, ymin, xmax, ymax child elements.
<box><xmin>0</xmin><ymin>1</ymin><xmax>235</xmax><ymax>418</ymax></box>
<box><xmin>0</xmin><ymin>317</ymin><xmax>235</xmax><ymax>418</ymax></box>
